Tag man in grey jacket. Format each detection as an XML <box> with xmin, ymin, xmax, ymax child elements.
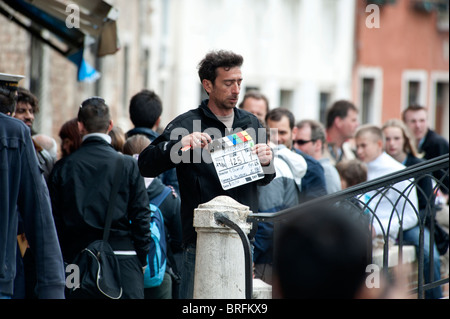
<box><xmin>239</xmin><ymin>90</ymin><xmax>307</xmax><ymax>283</ymax></box>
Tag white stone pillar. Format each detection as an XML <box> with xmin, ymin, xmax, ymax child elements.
<box><xmin>193</xmin><ymin>196</ymin><xmax>252</xmax><ymax>299</ymax></box>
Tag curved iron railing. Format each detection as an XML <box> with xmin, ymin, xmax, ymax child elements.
<box><xmin>219</xmin><ymin>154</ymin><xmax>449</xmax><ymax>299</ymax></box>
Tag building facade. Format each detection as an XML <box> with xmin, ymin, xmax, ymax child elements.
<box><xmin>353</xmin><ymin>0</ymin><xmax>449</xmax><ymax>139</ymax></box>
<box><xmin>153</xmin><ymin>0</ymin><xmax>356</xmax><ymax>126</ymax></box>
<box><xmin>0</xmin><ymin>0</ymin><xmax>448</xmax><ymax>155</ymax></box>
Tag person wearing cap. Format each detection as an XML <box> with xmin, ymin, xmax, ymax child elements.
<box><xmin>3</xmin><ymin>76</ymin><xmax>56</xmax><ymax>297</ymax></box>
<box><xmin>0</xmin><ymin>72</ymin><xmax>22</xmax><ymax>115</ymax></box>
<box><xmin>0</xmin><ymin>73</ymin><xmax>66</xmax><ymax>299</ymax></box>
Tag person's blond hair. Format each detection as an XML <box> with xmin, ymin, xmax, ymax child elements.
<box><xmin>382</xmin><ymin>118</ymin><xmax>421</xmax><ymax>158</ymax></box>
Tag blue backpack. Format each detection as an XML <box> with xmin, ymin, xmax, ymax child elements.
<box><xmin>144</xmin><ymin>186</ymin><xmax>171</xmax><ymax>288</ymax></box>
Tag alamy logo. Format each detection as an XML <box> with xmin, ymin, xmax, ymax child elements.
<box><xmin>65</xmin><ymin>264</ymin><xmax>80</xmax><ymax>290</ymax></box>
<box><xmin>65</xmin><ymin>3</ymin><xmax>80</xmax><ymax>29</ymax></box>
<box><xmin>365</xmin><ymin>264</ymin><xmax>381</xmax><ymax>288</ymax></box>
<box><xmin>366</xmin><ymin>4</ymin><xmax>380</xmax><ymax>29</ymax></box>
<box><xmin>65</xmin><ymin>3</ymin><xmax>380</xmax><ymax>30</ymax></box>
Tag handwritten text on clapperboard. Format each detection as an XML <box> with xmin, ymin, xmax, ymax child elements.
<box><xmin>209</xmin><ymin>131</ymin><xmax>264</xmax><ymax>190</ymax></box>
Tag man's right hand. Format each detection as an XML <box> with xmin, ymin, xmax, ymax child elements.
<box><xmin>181</xmin><ymin>132</ymin><xmax>212</xmax><ymax>150</ymax></box>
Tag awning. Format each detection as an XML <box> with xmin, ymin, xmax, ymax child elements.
<box><xmin>0</xmin><ymin>0</ymin><xmax>120</xmax><ymax>82</ymax></box>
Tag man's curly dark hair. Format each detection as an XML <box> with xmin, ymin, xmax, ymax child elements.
<box><xmin>197</xmin><ymin>50</ymin><xmax>243</xmax><ymax>86</ymax></box>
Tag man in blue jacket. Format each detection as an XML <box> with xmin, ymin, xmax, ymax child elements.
<box><xmin>0</xmin><ymin>73</ymin><xmax>65</xmax><ymax>299</ymax></box>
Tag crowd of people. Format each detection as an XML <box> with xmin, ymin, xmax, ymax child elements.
<box><xmin>0</xmin><ymin>49</ymin><xmax>448</xmax><ymax>299</ymax></box>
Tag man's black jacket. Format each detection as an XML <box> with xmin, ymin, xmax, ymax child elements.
<box><xmin>138</xmin><ymin>99</ymin><xmax>275</xmax><ymax>245</ymax></box>
<box><xmin>49</xmin><ymin>136</ymin><xmax>151</xmax><ymax>266</ymax></box>
<box><xmin>419</xmin><ymin>129</ymin><xmax>449</xmax><ymax>195</ymax></box>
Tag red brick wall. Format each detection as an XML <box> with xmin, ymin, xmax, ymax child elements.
<box><xmin>354</xmin><ymin>0</ymin><xmax>449</xmax><ymax>123</ymax></box>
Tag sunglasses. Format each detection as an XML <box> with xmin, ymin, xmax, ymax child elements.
<box><xmin>293</xmin><ymin>139</ymin><xmax>315</xmax><ymax>145</ymax></box>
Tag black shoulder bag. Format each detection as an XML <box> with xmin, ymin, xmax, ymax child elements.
<box><xmin>68</xmin><ymin>156</ymin><xmax>124</xmax><ymax>299</ymax></box>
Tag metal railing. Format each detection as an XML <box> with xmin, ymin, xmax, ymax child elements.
<box><xmin>217</xmin><ymin>154</ymin><xmax>449</xmax><ymax>299</ymax></box>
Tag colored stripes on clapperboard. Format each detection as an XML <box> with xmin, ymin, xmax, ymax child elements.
<box><xmin>209</xmin><ymin>131</ymin><xmax>253</xmax><ymax>152</ymax></box>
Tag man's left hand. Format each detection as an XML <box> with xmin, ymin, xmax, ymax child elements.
<box><xmin>252</xmin><ymin>143</ymin><xmax>272</xmax><ymax>166</ymax></box>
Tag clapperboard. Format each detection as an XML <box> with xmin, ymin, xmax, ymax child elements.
<box><xmin>208</xmin><ymin>130</ymin><xmax>264</xmax><ymax>190</ymax></box>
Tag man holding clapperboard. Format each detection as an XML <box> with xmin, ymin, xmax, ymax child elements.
<box><xmin>138</xmin><ymin>50</ymin><xmax>275</xmax><ymax>299</ymax></box>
